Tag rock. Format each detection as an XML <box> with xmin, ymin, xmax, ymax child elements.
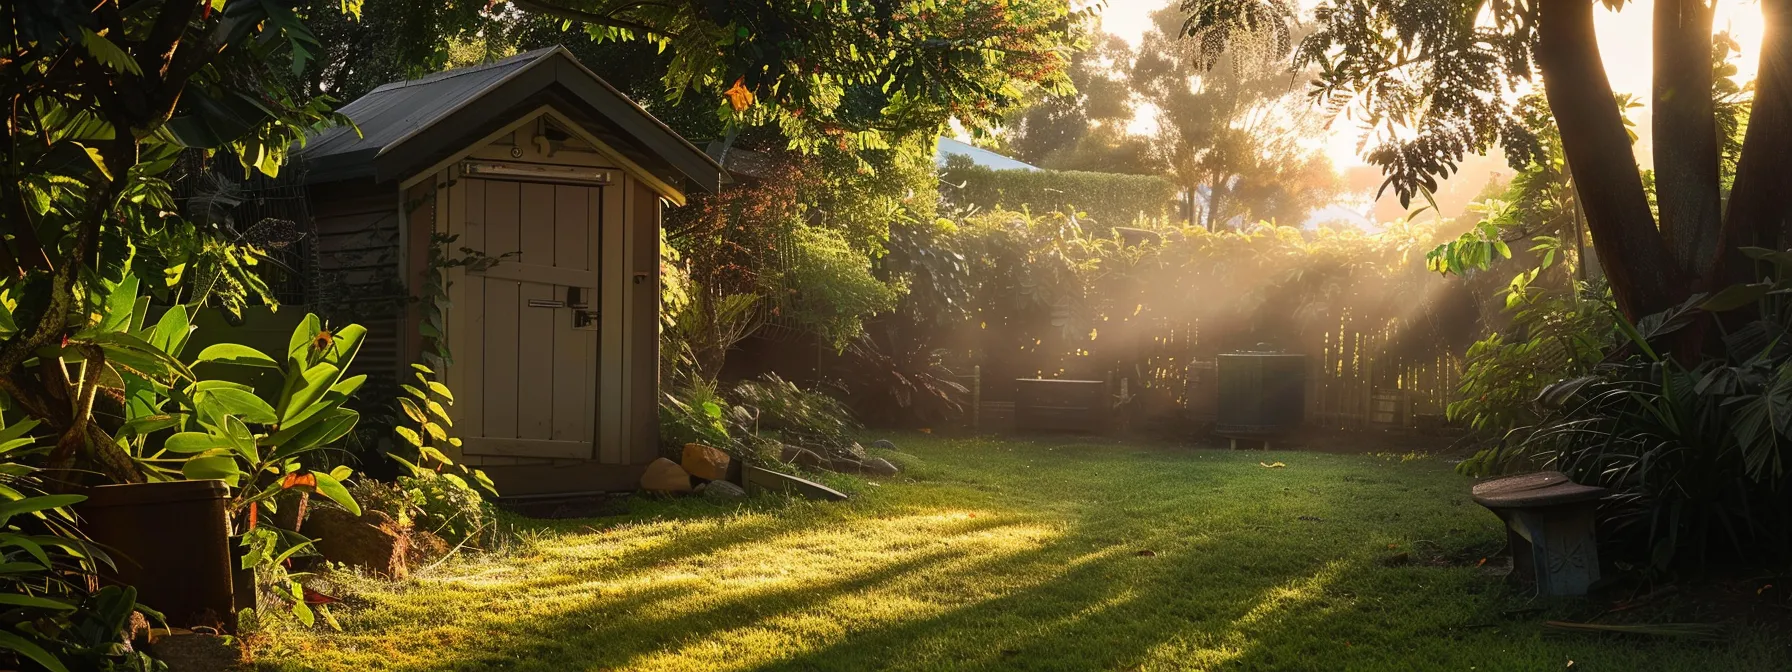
<box><xmin>703</xmin><ymin>480</ymin><xmax>748</xmax><ymax>499</ymax></box>
<box><xmin>780</xmin><ymin>445</ymin><xmax>827</xmax><ymax>470</ymax></box>
<box><xmin>845</xmin><ymin>442</ymin><xmax>869</xmax><ymax>459</ymax></box>
<box><xmin>405</xmin><ymin>529</ymin><xmax>451</xmax><ymax>567</ymax></box>
<box><xmin>641</xmin><ymin>458</ymin><xmax>693</xmax><ymax>493</ymax></box>
<box><xmin>306</xmin><ymin>507</ymin><xmax>408</xmax><ymax>579</ymax></box>
<box><xmin>681</xmin><ymin>443</ymin><xmax>732</xmax><ymax>481</ymax></box>
<box><xmin>828</xmin><ymin>458</ymin><xmax>866</xmax><ymax>474</ymax></box>
<box><xmin>871</xmin><ymin>439</ymin><xmax>898</xmax><ymax>451</ymax></box>
<box><xmin>864</xmin><ymin>457</ymin><xmax>900</xmax><ymax>477</ymax></box>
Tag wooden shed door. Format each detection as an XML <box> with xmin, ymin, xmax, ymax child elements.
<box><xmin>459</xmin><ymin>178</ymin><xmax>603</xmax><ymax>459</ymax></box>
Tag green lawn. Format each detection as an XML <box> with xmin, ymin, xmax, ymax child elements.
<box><xmin>255</xmin><ymin>436</ymin><xmax>1790</xmax><ymax>671</ymax></box>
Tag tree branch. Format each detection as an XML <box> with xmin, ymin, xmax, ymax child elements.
<box><xmin>509</xmin><ymin>0</ymin><xmax>678</xmax><ymax>38</ymax></box>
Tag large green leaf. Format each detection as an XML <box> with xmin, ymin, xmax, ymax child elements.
<box><xmin>95</xmin><ymin>275</ymin><xmax>140</xmax><ymax>333</ymax></box>
<box><xmin>319</xmin><ymin>323</ymin><xmax>366</xmax><ymax>370</ymax></box>
<box><xmin>0</xmin><ymin>495</ymin><xmax>85</xmax><ymax>526</ymax></box>
<box><xmin>0</xmin><ymin>629</ymin><xmax>69</xmax><ymax>672</ymax></box>
<box><xmin>148</xmin><ymin>305</ymin><xmax>194</xmax><ymax>356</ymax></box>
<box><xmin>199</xmin><ymin>388</ymin><xmax>279</xmax><ymax>425</ymax></box>
<box><xmin>279</xmin><ymin>363</ymin><xmax>340</xmax><ymax>424</ymax></box>
<box><xmin>308</xmin><ymin>471</ymin><xmax>359</xmax><ymax>516</ymax></box>
<box><xmin>164</xmin><ymin>432</ymin><xmax>225</xmax><ymax>454</ymax></box>
<box><xmin>181</xmin><ymin>455</ymin><xmax>241</xmax><ymax>487</ymax></box>
<box><xmin>268</xmin><ymin>409</ymin><xmax>357</xmax><ymax>462</ymax></box>
<box><xmin>0</xmin><ymin>594</ymin><xmax>75</xmax><ymax>610</ymax></box>
<box><xmin>287</xmin><ymin>314</ymin><xmax>323</xmax><ymax>362</ymax></box>
<box><xmin>195</xmin><ymin>343</ymin><xmax>278</xmax><ymax>368</ymax></box>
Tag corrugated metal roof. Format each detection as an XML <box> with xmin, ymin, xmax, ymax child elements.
<box><xmin>302</xmin><ymin>48</ymin><xmax>551</xmax><ymax>163</ymax></box>
<box><xmin>298</xmin><ymin>46</ymin><xmax>722</xmax><ymax>193</ymax></box>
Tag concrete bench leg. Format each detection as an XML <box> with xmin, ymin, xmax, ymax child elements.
<box><xmin>1506</xmin><ymin>505</ymin><xmax>1600</xmax><ymax>596</ymax></box>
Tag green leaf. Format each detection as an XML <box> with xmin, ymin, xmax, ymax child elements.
<box><xmin>426</xmin><ymin>381</ymin><xmax>454</xmax><ymax>403</ymax></box>
<box><xmin>309</xmin><ymin>471</ymin><xmax>359</xmax><ymax>516</ymax></box>
<box><xmin>287</xmin><ymin>314</ymin><xmax>323</xmax><ymax>361</ymax></box>
<box><xmin>0</xmin><ymin>630</ymin><xmax>69</xmax><ymax>672</ymax></box>
<box><xmin>0</xmin><ymin>594</ymin><xmax>76</xmax><ymax>610</ymax></box>
<box><xmin>182</xmin><ymin>455</ymin><xmax>241</xmax><ymax>486</ymax></box>
<box><xmin>165</xmin><ymin>432</ymin><xmax>224</xmax><ymax>454</ymax></box>
<box><xmin>395</xmin><ymin>426</ymin><xmax>423</xmax><ymax>449</ymax></box>
<box><xmin>149</xmin><ymin>305</ymin><xmax>194</xmax><ymax>356</ymax></box>
<box><xmin>279</xmin><ymin>363</ymin><xmax>341</xmax><ymax>424</ymax></box>
<box><xmin>329</xmin><ymin>465</ymin><xmax>353</xmax><ymax>481</ymax></box>
<box><xmin>80</xmin><ymin>28</ymin><xmax>143</xmax><ymax>76</ymax></box>
<box><xmin>268</xmin><ymin>409</ymin><xmax>357</xmax><ymax>462</ymax></box>
<box><xmin>426</xmin><ymin>400</ymin><xmax>452</xmax><ymax>426</ymax></box>
<box><xmin>200</xmin><ymin>388</ymin><xmax>279</xmax><ymax>425</ymax></box>
<box><xmin>0</xmin><ymin>495</ymin><xmax>84</xmax><ymax>526</ymax></box>
<box><xmin>423</xmin><ymin>422</ymin><xmax>447</xmax><ymax>441</ymax></box>
<box><xmin>97</xmin><ymin>276</ymin><xmax>141</xmax><ymax>333</ymax></box>
<box><xmin>399</xmin><ymin>397</ymin><xmax>427</xmax><ymax>423</ymax></box>
<box><xmin>195</xmin><ymin>343</ymin><xmax>279</xmax><ymax>368</ymax></box>
<box><xmin>1699</xmin><ymin>282</ymin><xmax>1773</xmax><ymax>313</ymax></box>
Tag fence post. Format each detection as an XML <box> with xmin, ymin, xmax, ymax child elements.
<box><xmin>972</xmin><ymin>365</ymin><xmax>982</xmax><ymax>432</ymax></box>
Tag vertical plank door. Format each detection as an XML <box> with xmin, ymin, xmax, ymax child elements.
<box><xmin>459</xmin><ymin>177</ymin><xmax>605</xmax><ymax>460</ymax></box>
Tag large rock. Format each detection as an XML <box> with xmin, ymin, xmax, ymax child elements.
<box><xmin>871</xmin><ymin>439</ymin><xmax>898</xmax><ymax>451</ymax></box>
<box><xmin>641</xmin><ymin>458</ymin><xmax>694</xmax><ymax>493</ymax></box>
<box><xmin>306</xmin><ymin>507</ymin><xmax>408</xmax><ymax>579</ymax></box>
<box><xmin>681</xmin><ymin>443</ymin><xmax>732</xmax><ymax>481</ymax></box>
<box><xmin>702</xmin><ymin>480</ymin><xmax>748</xmax><ymax>499</ymax></box>
<box><xmin>864</xmin><ymin>457</ymin><xmax>900</xmax><ymax>477</ymax></box>
<box><xmin>828</xmin><ymin>458</ymin><xmax>866</xmax><ymax>474</ymax></box>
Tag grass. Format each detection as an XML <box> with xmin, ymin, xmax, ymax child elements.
<box><xmin>254</xmin><ymin>435</ymin><xmax>1791</xmax><ymax>671</ymax></box>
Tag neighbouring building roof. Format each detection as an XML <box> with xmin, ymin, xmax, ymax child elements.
<box><xmin>936</xmin><ymin>137</ymin><xmax>1040</xmax><ymax>172</ymax></box>
<box><xmin>300</xmin><ymin>46</ymin><xmax>722</xmax><ymax>194</ymax></box>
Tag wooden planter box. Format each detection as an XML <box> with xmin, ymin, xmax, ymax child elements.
<box><xmin>1013</xmin><ymin>378</ymin><xmax>1108</xmax><ymax>434</ymax></box>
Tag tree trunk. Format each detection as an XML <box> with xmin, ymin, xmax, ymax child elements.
<box><xmin>1653</xmin><ymin>0</ymin><xmax>1722</xmax><ymax>282</ymax></box>
<box><xmin>1536</xmin><ymin>0</ymin><xmax>1683</xmax><ymax>319</ymax></box>
<box><xmin>1715</xmin><ymin>0</ymin><xmax>1792</xmax><ymax>284</ymax></box>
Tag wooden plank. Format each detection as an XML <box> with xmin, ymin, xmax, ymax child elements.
<box><xmin>517</xmin><ymin>282</ymin><xmax>555</xmax><ymax>441</ymax></box>
<box><xmin>585</xmin><ymin>186</ymin><xmax>602</xmax><ymax>456</ymax></box>
<box><xmin>519</xmin><ymin>182</ymin><xmax>555</xmax><ymax>267</ymax></box>
<box><xmin>474</xmin><ymin>261</ymin><xmax>597</xmax><ymax>288</ymax></box>
<box><xmin>481</xmin><ymin>180</ymin><xmax>521</xmax><ymax>257</ymax></box>
<box><xmin>554</xmin><ymin>184</ymin><xmax>589</xmax><ymax>270</ymax></box>
<box><xmin>598</xmin><ymin>184</ymin><xmax>625</xmax><ymax>463</ymax></box>
<box><xmin>461</xmin><ymin>179</ymin><xmax>485</xmax><ymax>442</ymax></box>
<box><xmin>483</xmin><ymin>279</ymin><xmax>520</xmax><ymax>439</ymax></box>
<box><xmin>463</xmin><ymin>437</ymin><xmax>592</xmax><ymax>460</ymax></box>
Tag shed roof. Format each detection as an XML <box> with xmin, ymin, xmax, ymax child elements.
<box><xmin>299</xmin><ymin>46</ymin><xmax>722</xmax><ymax>194</ymax></box>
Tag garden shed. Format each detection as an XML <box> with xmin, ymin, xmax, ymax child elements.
<box><xmin>297</xmin><ymin>46</ymin><xmax>723</xmax><ymax>495</ymax></box>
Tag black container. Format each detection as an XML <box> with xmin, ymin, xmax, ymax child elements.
<box><xmin>1216</xmin><ymin>350</ymin><xmax>1307</xmax><ymax>435</ymax></box>
<box><xmin>1013</xmin><ymin>378</ymin><xmax>1108</xmax><ymax>433</ymax></box>
<box><xmin>78</xmin><ymin>480</ymin><xmax>240</xmax><ymax>630</ymax></box>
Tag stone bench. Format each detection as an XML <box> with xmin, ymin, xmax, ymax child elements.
<box><xmin>1471</xmin><ymin>471</ymin><xmax>1607</xmax><ymax>596</ymax></box>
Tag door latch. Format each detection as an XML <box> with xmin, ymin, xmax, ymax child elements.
<box><xmin>573</xmin><ymin>309</ymin><xmax>600</xmax><ymax>329</ymax></box>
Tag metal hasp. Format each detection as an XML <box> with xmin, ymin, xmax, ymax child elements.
<box><xmin>1472</xmin><ymin>471</ymin><xmax>1607</xmax><ymax>596</ymax></box>
<box><xmin>1215</xmin><ymin>348</ymin><xmax>1307</xmax><ymax>445</ymax></box>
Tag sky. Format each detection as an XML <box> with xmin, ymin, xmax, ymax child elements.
<box><xmin>1091</xmin><ymin>0</ymin><xmax>1769</xmax><ymax>224</ymax></box>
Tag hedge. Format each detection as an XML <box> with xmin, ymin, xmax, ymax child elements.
<box><xmin>940</xmin><ymin>154</ymin><xmax>1179</xmax><ymax>228</ymax></box>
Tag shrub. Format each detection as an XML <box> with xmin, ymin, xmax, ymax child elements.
<box><xmin>941</xmin><ymin>154</ymin><xmax>1179</xmax><ymax>229</ymax></box>
<box><xmin>732</xmin><ymin>374</ymin><xmax>861</xmax><ymax>456</ymax></box>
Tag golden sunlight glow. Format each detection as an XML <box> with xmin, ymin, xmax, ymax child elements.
<box><xmin>1099</xmin><ymin>0</ymin><xmax>1769</xmax><ymax>171</ymax></box>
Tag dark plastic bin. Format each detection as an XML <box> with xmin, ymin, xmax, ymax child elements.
<box><xmin>78</xmin><ymin>480</ymin><xmax>240</xmax><ymax>630</ymax></box>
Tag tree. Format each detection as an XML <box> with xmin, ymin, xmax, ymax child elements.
<box><xmin>1</xmin><ymin>0</ymin><xmax>347</xmax><ymax>481</ymax></box>
<box><xmin>1182</xmin><ymin>0</ymin><xmax>1792</xmax><ymax>323</ymax></box>
<box><xmin>1000</xmin><ymin>32</ymin><xmax>1158</xmax><ymax>173</ymax></box>
<box><xmin>1135</xmin><ymin>6</ymin><xmax>1338</xmax><ymax>229</ymax></box>
<box><xmin>506</xmin><ymin>0</ymin><xmax>1086</xmax><ymax>151</ymax></box>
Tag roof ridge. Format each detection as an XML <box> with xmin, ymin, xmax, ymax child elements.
<box><xmin>366</xmin><ymin>46</ymin><xmax>562</xmax><ymax>94</ymax></box>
